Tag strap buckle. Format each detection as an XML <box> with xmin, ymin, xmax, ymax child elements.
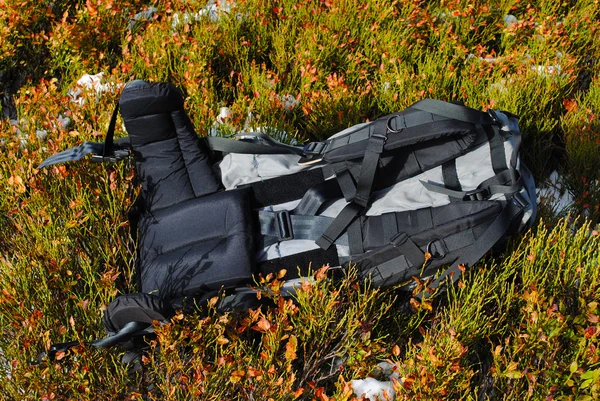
<box><xmin>463</xmin><ymin>188</ymin><xmax>489</xmax><ymax>201</ymax></box>
<box><xmin>304</xmin><ymin>141</ymin><xmax>328</xmax><ymax>156</ymax></box>
<box><xmin>91</xmin><ymin>149</ymin><xmax>130</xmax><ymax>163</ymax></box>
<box><xmin>487</xmin><ymin>109</ymin><xmax>501</xmax><ymax>125</ymax></box>
<box><xmin>276</xmin><ymin>210</ymin><xmax>293</xmax><ymax>241</ymax></box>
<box><xmin>367</xmin><ymin>132</ymin><xmax>387</xmax><ymax>154</ymax></box>
<box><xmin>370</xmin><ymin>132</ymin><xmax>388</xmax><ymax>142</ymax></box>
<box><xmin>512</xmin><ymin>192</ymin><xmax>528</xmax><ymax>209</ymax></box>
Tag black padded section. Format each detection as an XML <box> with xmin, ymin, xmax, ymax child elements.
<box><xmin>257</xmin><ymin>247</ymin><xmax>339</xmax><ymax>279</ymax></box>
<box><xmin>119</xmin><ymin>81</ymin><xmax>220</xmax><ymax>212</ymax></box>
<box><xmin>138</xmin><ymin>188</ymin><xmax>254</xmax><ymax>297</ymax></box>
<box><xmin>103</xmin><ymin>293</ymin><xmax>174</xmax><ymax>334</ymax></box>
<box><xmin>362</xmin><ymin>201</ymin><xmax>502</xmax><ymax>250</ymax></box>
<box><xmin>323</xmin><ymin>120</ymin><xmax>478</xmax><ymax>163</ymax></box>
<box><xmin>120</xmin><ymin>80</ymin><xmax>185</xmax><ymax>122</ymax></box>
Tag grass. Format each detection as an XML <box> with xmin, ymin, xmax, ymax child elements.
<box><xmin>1</xmin><ymin>0</ymin><xmax>600</xmax><ymax>399</ymax></box>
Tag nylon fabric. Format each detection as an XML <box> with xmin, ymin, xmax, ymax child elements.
<box><xmin>138</xmin><ymin>189</ymin><xmax>254</xmax><ymax>297</ymax></box>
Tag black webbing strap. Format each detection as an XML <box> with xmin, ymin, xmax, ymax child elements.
<box><xmin>335</xmin><ymin>169</ymin><xmax>357</xmax><ymax>202</ymax></box>
<box><xmin>411</xmin><ymin>99</ymin><xmax>497</xmax><ymax>126</ymax></box>
<box><xmin>508</xmin><ymin>128</ymin><xmax>522</xmax><ymax>184</ymax></box>
<box><xmin>203</xmin><ymin>135</ymin><xmax>305</xmax><ymax>155</ymax></box>
<box><xmin>292</xmin><ymin>179</ymin><xmax>343</xmax><ymax>216</ymax></box>
<box><xmin>442</xmin><ymin>159</ymin><xmax>461</xmax><ymax>203</ymax></box>
<box><xmin>246</xmin><ymin>168</ymin><xmax>325</xmax><ymax>208</ymax></box>
<box><xmin>301</xmin><ymin>108</ymin><xmax>440</xmax><ymax>163</ymax></box>
<box><xmin>419</xmin><ymin>172</ymin><xmax>523</xmax><ymax>201</ymax></box>
<box><xmin>315</xmin><ymin>202</ymin><xmax>363</xmax><ymax>250</ymax></box>
<box><xmin>485</xmin><ymin>125</ymin><xmax>508</xmax><ymax>175</ymax></box>
<box><xmin>416</xmin><ymin>195</ymin><xmax>526</xmax><ymax>299</ymax></box>
<box><xmin>38</xmin><ymin>142</ymin><xmax>105</xmax><ymax>169</ymax></box>
<box><xmin>315</xmin><ymin>124</ymin><xmax>388</xmax><ymax>250</ymax></box>
<box><xmin>350</xmin><ymin>224</ymin><xmax>480</xmax><ymax>271</ymax></box>
<box><xmin>347</xmin><ymin>219</ymin><xmax>364</xmax><ymax>255</ymax></box>
<box><xmin>353</xmin><ymin>132</ymin><xmax>388</xmax><ymax>207</ymax></box>
<box><xmin>352</xmin><ymin>231</ymin><xmax>425</xmax><ymax>270</ymax></box>
<box><xmin>101</xmin><ymin>103</ymin><xmax>120</xmax><ymax>158</ymax></box>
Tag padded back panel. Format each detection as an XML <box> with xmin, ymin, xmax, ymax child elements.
<box><xmin>138</xmin><ymin>189</ymin><xmax>254</xmax><ymax>297</ymax></box>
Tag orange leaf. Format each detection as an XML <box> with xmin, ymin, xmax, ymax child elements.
<box><xmin>315</xmin><ymin>265</ymin><xmax>329</xmax><ymax>280</ymax></box>
<box><xmin>409</xmin><ymin>298</ymin><xmax>420</xmax><ymax>309</ymax></box>
<box><xmin>254</xmin><ymin>317</ymin><xmax>271</xmax><ymax>332</ymax></box>
<box><xmin>563</xmin><ymin>98</ymin><xmax>578</xmax><ymax>113</ymax></box>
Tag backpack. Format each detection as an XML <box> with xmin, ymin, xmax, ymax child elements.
<box><xmin>37</xmin><ymin>80</ymin><xmax>536</xmax><ymax>360</ymax></box>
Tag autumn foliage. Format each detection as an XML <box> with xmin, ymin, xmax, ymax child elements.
<box><xmin>1</xmin><ymin>0</ymin><xmax>600</xmax><ymax>400</ymax></box>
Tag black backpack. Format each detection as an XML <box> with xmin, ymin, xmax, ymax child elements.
<box><xmin>37</xmin><ymin>80</ymin><xmax>536</xmax><ymax>360</ymax></box>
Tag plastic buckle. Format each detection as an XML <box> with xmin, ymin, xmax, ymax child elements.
<box><xmin>276</xmin><ymin>210</ymin><xmax>293</xmax><ymax>241</ymax></box>
<box><xmin>463</xmin><ymin>188</ymin><xmax>489</xmax><ymax>201</ymax></box>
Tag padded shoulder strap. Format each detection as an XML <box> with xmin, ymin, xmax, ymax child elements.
<box><xmin>411</xmin><ymin>99</ymin><xmax>497</xmax><ymax>125</ymax></box>
<box><xmin>417</xmin><ymin>194</ymin><xmax>527</xmax><ymax>299</ymax></box>
<box><xmin>203</xmin><ymin>134</ymin><xmax>305</xmax><ymax>155</ymax></box>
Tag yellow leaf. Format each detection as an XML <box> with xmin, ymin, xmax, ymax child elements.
<box><xmin>285</xmin><ymin>335</ymin><xmax>298</xmax><ymax>361</ymax></box>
